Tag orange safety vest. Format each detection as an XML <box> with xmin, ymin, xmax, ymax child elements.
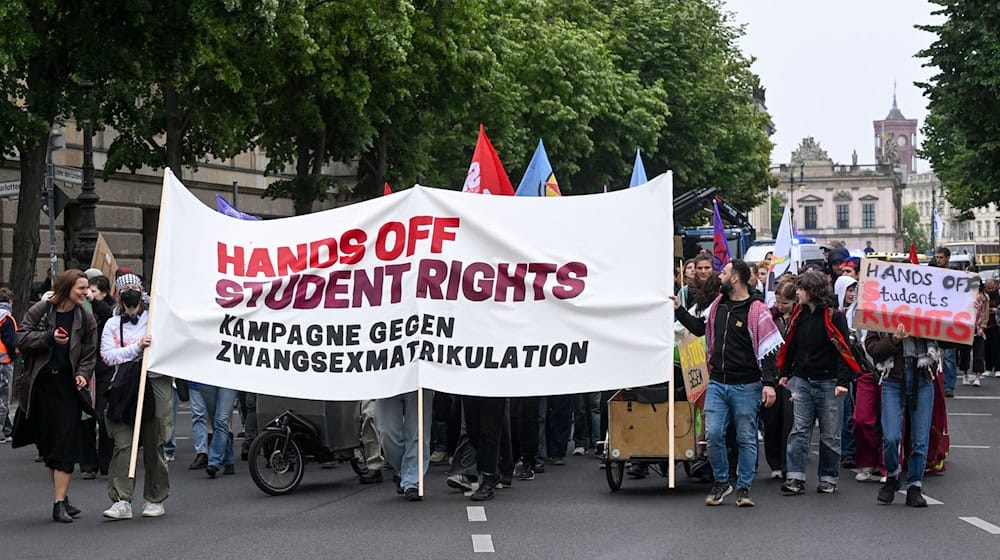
<box><xmin>0</xmin><ymin>311</ymin><xmax>18</xmax><ymax>364</ymax></box>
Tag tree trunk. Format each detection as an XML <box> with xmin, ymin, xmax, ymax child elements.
<box><xmin>164</xmin><ymin>82</ymin><xmax>184</xmax><ymax>179</ymax></box>
<box><xmin>10</xmin><ymin>132</ymin><xmax>50</xmax><ymax>320</ymax></box>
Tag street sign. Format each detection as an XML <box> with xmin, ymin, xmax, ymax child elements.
<box><xmin>53</xmin><ymin>165</ymin><xmax>83</xmax><ymax>185</ymax></box>
<box><xmin>41</xmin><ymin>185</ymin><xmax>70</xmax><ymax>218</ymax></box>
<box><xmin>0</xmin><ymin>181</ymin><xmax>19</xmax><ymax>198</ymax></box>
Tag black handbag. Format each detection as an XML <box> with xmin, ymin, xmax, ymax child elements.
<box><xmin>104</xmin><ymin>316</ymin><xmax>152</xmax><ymax>423</ymax></box>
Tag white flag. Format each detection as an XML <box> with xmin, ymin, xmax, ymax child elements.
<box><xmin>933</xmin><ymin>207</ymin><xmax>944</xmax><ymax>239</ymax></box>
<box><xmin>766</xmin><ymin>205</ymin><xmax>795</xmax><ymax>305</ymax></box>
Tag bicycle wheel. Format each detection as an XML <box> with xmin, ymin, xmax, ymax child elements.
<box><xmin>606</xmin><ymin>460</ymin><xmax>625</xmax><ymax>492</ymax></box>
<box><xmin>248</xmin><ymin>431</ymin><xmax>305</xmax><ymax>496</ymax></box>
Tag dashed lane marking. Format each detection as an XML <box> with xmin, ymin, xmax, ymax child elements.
<box><xmin>948</xmin><ymin>413</ymin><xmax>993</xmax><ymax>416</ymax></box>
<box><xmin>959</xmin><ymin>517</ymin><xmax>1000</xmax><ymax>535</ymax></box>
<box><xmin>472</xmin><ymin>534</ymin><xmax>495</xmax><ymax>553</ymax></box>
<box><xmin>953</xmin><ymin>396</ymin><xmax>1000</xmax><ymax>400</ymax></box>
<box><xmin>467</xmin><ymin>506</ymin><xmax>487</xmax><ymax>522</ymax></box>
<box><xmin>897</xmin><ymin>490</ymin><xmax>943</xmax><ymax>505</ymax></box>
<box><xmin>950</xmin><ymin>445</ymin><xmax>991</xmax><ymax>449</ymax></box>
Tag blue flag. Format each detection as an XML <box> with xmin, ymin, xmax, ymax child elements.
<box><xmin>515</xmin><ymin>139</ymin><xmax>561</xmax><ymax>197</ymax></box>
<box><xmin>216</xmin><ymin>195</ymin><xmax>261</xmax><ymax>221</ymax></box>
<box><xmin>629</xmin><ymin>149</ymin><xmax>648</xmax><ymax>188</ymax></box>
<box><xmin>712</xmin><ymin>200</ymin><xmax>731</xmax><ymax>271</ymax></box>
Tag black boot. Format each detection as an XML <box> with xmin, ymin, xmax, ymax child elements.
<box><xmin>52</xmin><ymin>501</ymin><xmax>73</xmax><ymax>523</ymax></box>
<box><xmin>877</xmin><ymin>475</ymin><xmax>901</xmax><ymax>504</ymax></box>
<box><xmin>63</xmin><ymin>497</ymin><xmax>81</xmax><ymax>518</ymax></box>
<box><xmin>359</xmin><ymin>469</ymin><xmax>383</xmax><ymax>484</ymax></box>
<box><xmin>906</xmin><ymin>486</ymin><xmax>928</xmax><ymax>508</ymax></box>
<box><xmin>471</xmin><ymin>474</ymin><xmax>498</xmax><ymax>501</ymax></box>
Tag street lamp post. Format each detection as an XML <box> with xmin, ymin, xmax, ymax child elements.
<box><xmin>46</xmin><ymin>130</ymin><xmax>66</xmax><ymax>279</ymax></box>
<box><xmin>75</xmin><ymin>80</ymin><xmax>99</xmax><ymax>266</ymax></box>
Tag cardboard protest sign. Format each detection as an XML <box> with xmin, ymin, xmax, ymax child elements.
<box><xmin>90</xmin><ymin>233</ymin><xmax>119</xmax><ymax>281</ymax></box>
<box><xmin>678</xmin><ymin>331</ymin><xmax>708</xmax><ymax>401</ymax></box>
<box><xmin>147</xmin><ymin>169</ymin><xmax>675</xmax><ymax>400</ymax></box>
<box><xmin>854</xmin><ymin>258</ymin><xmax>979</xmax><ymax>345</ymax></box>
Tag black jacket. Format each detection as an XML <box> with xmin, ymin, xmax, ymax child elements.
<box><xmin>780</xmin><ymin>304</ymin><xmax>852</xmax><ymax>387</ymax></box>
<box><xmin>676</xmin><ymin>292</ymin><xmax>777</xmax><ymax>387</ymax></box>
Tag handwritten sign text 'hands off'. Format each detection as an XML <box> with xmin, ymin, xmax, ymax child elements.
<box><xmin>853</xmin><ymin>258</ymin><xmax>979</xmax><ymax>345</ymax></box>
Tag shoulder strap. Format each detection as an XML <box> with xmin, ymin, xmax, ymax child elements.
<box><xmin>119</xmin><ymin>315</ymin><xmax>125</xmax><ymax>348</ymax></box>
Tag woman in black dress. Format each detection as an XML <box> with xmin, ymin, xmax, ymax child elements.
<box><xmin>14</xmin><ymin>269</ymin><xmax>98</xmax><ymax>523</ymax></box>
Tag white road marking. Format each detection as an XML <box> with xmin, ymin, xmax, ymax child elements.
<box><xmin>948</xmin><ymin>413</ymin><xmax>993</xmax><ymax>416</ymax></box>
<box><xmin>951</xmin><ymin>445</ymin><xmax>991</xmax><ymax>449</ymax></box>
<box><xmin>953</xmin><ymin>396</ymin><xmax>1000</xmax><ymax>400</ymax></box>
<box><xmin>898</xmin><ymin>490</ymin><xmax>943</xmax><ymax>505</ymax></box>
<box><xmin>959</xmin><ymin>517</ymin><xmax>1000</xmax><ymax>535</ymax></box>
<box><xmin>472</xmin><ymin>534</ymin><xmax>495</xmax><ymax>553</ymax></box>
<box><xmin>467</xmin><ymin>506</ymin><xmax>487</xmax><ymax>522</ymax></box>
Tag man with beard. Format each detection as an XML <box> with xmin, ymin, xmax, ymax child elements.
<box><xmin>673</xmin><ymin>260</ymin><xmax>783</xmax><ymax>507</ymax></box>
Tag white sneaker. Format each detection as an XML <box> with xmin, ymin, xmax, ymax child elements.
<box><xmin>986</xmin><ymin>370</ymin><xmax>995</xmax><ymax>378</ymax></box>
<box><xmin>973</xmin><ymin>377</ymin><xmax>982</xmax><ymax>387</ymax></box>
<box><xmin>854</xmin><ymin>467</ymin><xmax>881</xmax><ymax>483</ymax></box>
<box><xmin>572</xmin><ymin>446</ymin><xmax>585</xmax><ymax>456</ymax></box>
<box><xmin>429</xmin><ymin>450</ymin><xmax>447</xmax><ymax>464</ymax></box>
<box><xmin>770</xmin><ymin>470</ymin><xmax>783</xmax><ymax>479</ymax></box>
<box><xmin>103</xmin><ymin>500</ymin><xmax>132</xmax><ymax>520</ymax></box>
<box><xmin>962</xmin><ymin>375</ymin><xmax>971</xmax><ymax>385</ymax></box>
<box><xmin>141</xmin><ymin>501</ymin><xmax>165</xmax><ymax>517</ymax></box>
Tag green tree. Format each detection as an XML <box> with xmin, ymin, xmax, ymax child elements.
<box><xmin>599</xmin><ymin>0</ymin><xmax>776</xmax><ymax>207</ymax></box>
<box><xmin>902</xmin><ymin>203</ymin><xmax>930</xmax><ymax>252</ymax></box>
<box><xmin>918</xmin><ymin>1</ymin><xmax>1000</xmax><ymax>211</ymax></box>
<box><xmin>354</xmin><ymin>0</ymin><xmax>501</xmax><ymax>198</ymax></box>
<box><xmin>256</xmin><ymin>1</ymin><xmax>414</xmax><ymax>214</ymax></box>
<box><xmin>0</xmin><ymin>1</ymin><xmax>111</xmax><ymax>316</ymax></box>
<box><xmin>99</xmin><ymin>0</ymin><xmax>283</xmax><ymax>180</ymax></box>
<box><xmin>770</xmin><ymin>195</ymin><xmax>784</xmax><ymax>235</ymax></box>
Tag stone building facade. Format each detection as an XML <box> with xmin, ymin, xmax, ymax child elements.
<box><xmin>771</xmin><ymin>137</ymin><xmax>902</xmax><ymax>252</ymax></box>
<box><xmin>0</xmin><ymin>119</ymin><xmax>354</xmax><ymax>285</ymax></box>
<box><xmin>905</xmin><ymin>171</ymin><xmax>1000</xmax><ymax>246</ymax></box>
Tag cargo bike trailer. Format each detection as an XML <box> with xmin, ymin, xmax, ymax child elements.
<box><xmin>248</xmin><ymin>395</ymin><xmax>367</xmax><ymax>496</ymax></box>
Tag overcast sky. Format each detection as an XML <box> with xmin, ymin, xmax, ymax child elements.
<box><xmin>722</xmin><ymin>0</ymin><xmax>943</xmax><ymax>169</ymax></box>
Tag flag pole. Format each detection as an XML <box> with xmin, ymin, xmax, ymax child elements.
<box><xmin>128</xmin><ymin>169</ymin><xmax>171</xmax><ymax>479</ymax></box>
<box><xmin>417</xmin><ymin>387</ymin><xmax>425</xmax><ymax>497</ymax></box>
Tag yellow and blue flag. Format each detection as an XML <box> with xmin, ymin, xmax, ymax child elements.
<box><xmin>515</xmin><ymin>139</ymin><xmax>561</xmax><ymax>197</ymax></box>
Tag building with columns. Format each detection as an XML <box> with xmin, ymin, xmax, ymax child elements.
<box><xmin>771</xmin><ymin>137</ymin><xmax>902</xmax><ymax>252</ymax></box>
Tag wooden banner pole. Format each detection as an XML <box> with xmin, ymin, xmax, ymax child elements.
<box><xmin>417</xmin><ymin>388</ymin><xmax>425</xmax><ymax>497</ymax></box>
<box><xmin>127</xmin><ymin>169</ymin><xmax>170</xmax><ymax>479</ymax></box>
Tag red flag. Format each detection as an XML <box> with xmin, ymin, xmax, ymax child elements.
<box><xmin>909</xmin><ymin>243</ymin><xmax>919</xmax><ymax>265</ymax></box>
<box><xmin>383</xmin><ymin>182</ymin><xmax>392</xmax><ymax>196</ymax></box>
<box><xmin>461</xmin><ymin>124</ymin><xmax>515</xmax><ymax>196</ymax></box>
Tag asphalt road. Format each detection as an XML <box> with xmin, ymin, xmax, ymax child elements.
<box><xmin>1</xmin><ymin>378</ymin><xmax>998</xmax><ymax>560</ymax></box>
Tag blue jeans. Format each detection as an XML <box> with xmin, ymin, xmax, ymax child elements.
<box><xmin>189</xmin><ymin>384</ymin><xmax>209</xmax><ymax>454</ymax></box>
<box><xmin>375</xmin><ymin>390</ymin><xmax>433</xmax><ymax>491</ymax></box>
<box><xmin>881</xmin><ymin>361</ymin><xmax>934</xmax><ymax>487</ymax></box>
<box><xmin>199</xmin><ymin>385</ymin><xmax>237</xmax><ymax>468</ymax></box>
<box><xmin>841</xmin><ymin>384</ymin><xmax>855</xmax><ymax>462</ymax></box>
<box><xmin>941</xmin><ymin>347</ymin><xmax>957</xmax><ymax>392</ymax></box>
<box><xmin>786</xmin><ymin>377</ymin><xmax>844</xmax><ymax>484</ymax></box>
<box><xmin>704</xmin><ymin>380</ymin><xmax>761</xmax><ymax>489</ymax></box>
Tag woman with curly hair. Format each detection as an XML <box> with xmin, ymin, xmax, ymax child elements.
<box><xmin>777</xmin><ymin>270</ymin><xmax>861</xmax><ymax>495</ymax></box>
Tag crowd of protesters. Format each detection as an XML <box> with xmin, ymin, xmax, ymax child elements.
<box><xmin>671</xmin><ymin>243</ymin><xmax>966</xmax><ymax>508</ymax></box>
<box><xmin>0</xmin><ymin>242</ymin><xmax>984</xmax><ymax>522</ymax></box>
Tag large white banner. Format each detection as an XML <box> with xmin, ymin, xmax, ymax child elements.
<box><xmin>147</xmin><ymin>170</ymin><xmax>675</xmax><ymax>399</ymax></box>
